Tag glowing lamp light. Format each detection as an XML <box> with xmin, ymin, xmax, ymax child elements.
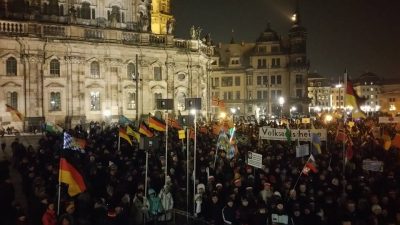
<box><xmin>190</xmin><ymin>109</ymin><xmax>196</xmax><ymax>115</ymax></box>
<box><xmin>291</xmin><ymin>14</ymin><xmax>297</xmax><ymax>22</ymax></box>
<box><xmin>219</xmin><ymin>112</ymin><xmax>226</xmax><ymax>119</ymax></box>
<box><xmin>103</xmin><ymin>109</ymin><xmax>111</xmax><ymax>117</ymax></box>
<box><xmin>325</xmin><ymin>114</ymin><xmax>333</xmax><ymax>123</ymax></box>
<box><xmin>278</xmin><ymin>97</ymin><xmax>285</xmax><ymax>105</ymax></box>
<box><xmin>230</xmin><ymin>108</ymin><xmax>237</xmax><ymax>114</ymax></box>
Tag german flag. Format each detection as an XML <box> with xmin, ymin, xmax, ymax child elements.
<box><xmin>119</xmin><ymin>128</ymin><xmax>132</xmax><ymax>145</ymax></box>
<box><xmin>345</xmin><ymin>78</ymin><xmax>366</xmax><ymax>119</ymax></box>
<box><xmin>149</xmin><ymin>117</ymin><xmax>166</xmax><ymax>131</ymax></box>
<box><xmin>59</xmin><ymin>157</ymin><xmax>86</xmax><ymax>196</ymax></box>
<box><xmin>167</xmin><ymin>117</ymin><xmax>182</xmax><ymax>130</ymax></box>
<box><xmin>5</xmin><ymin>104</ymin><xmax>24</xmax><ymax>121</ymax></box>
<box><xmin>139</xmin><ymin>122</ymin><xmax>154</xmax><ymax>137</ymax></box>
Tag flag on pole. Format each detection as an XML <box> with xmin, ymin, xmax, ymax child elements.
<box><xmin>118</xmin><ymin>115</ymin><xmax>134</xmax><ymax>126</ymax></box>
<box><xmin>63</xmin><ymin>133</ymin><xmax>86</xmax><ymax>153</ymax></box>
<box><xmin>139</xmin><ymin>122</ymin><xmax>154</xmax><ymax>137</ymax></box>
<box><xmin>119</xmin><ymin>128</ymin><xmax>132</xmax><ymax>146</ymax></box>
<box><xmin>302</xmin><ymin>154</ymin><xmax>318</xmax><ymax>175</ymax></box>
<box><xmin>149</xmin><ymin>117</ymin><xmax>166</xmax><ymax>131</ymax></box>
<box><xmin>126</xmin><ymin>126</ymin><xmax>140</xmax><ymax>143</ymax></box>
<box><xmin>45</xmin><ymin>122</ymin><xmax>63</xmax><ymax>134</ymax></box>
<box><xmin>5</xmin><ymin>104</ymin><xmax>24</xmax><ymax>121</ymax></box>
<box><xmin>285</xmin><ymin>126</ymin><xmax>292</xmax><ymax>142</ymax></box>
<box><xmin>382</xmin><ymin>130</ymin><xmax>391</xmax><ymax>150</ymax></box>
<box><xmin>167</xmin><ymin>117</ymin><xmax>182</xmax><ymax>129</ymax></box>
<box><xmin>311</xmin><ymin>133</ymin><xmax>322</xmax><ymax>154</ymax></box>
<box><xmin>59</xmin><ymin>157</ymin><xmax>86</xmax><ymax>196</ymax></box>
<box><xmin>391</xmin><ymin>134</ymin><xmax>400</xmax><ymax>149</ymax></box>
<box><xmin>345</xmin><ymin>78</ymin><xmax>366</xmax><ymax>119</ymax></box>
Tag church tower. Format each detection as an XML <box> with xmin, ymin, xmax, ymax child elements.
<box><xmin>151</xmin><ymin>0</ymin><xmax>174</xmax><ymax>34</ymax></box>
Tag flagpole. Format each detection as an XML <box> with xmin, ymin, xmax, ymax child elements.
<box><xmin>57</xmin><ymin>158</ymin><xmax>61</xmax><ymax>216</ymax></box>
<box><xmin>165</xmin><ymin>111</ymin><xmax>168</xmax><ymax>186</ymax></box>
<box><xmin>186</xmin><ymin>127</ymin><xmax>190</xmax><ymax>220</ymax></box>
<box><xmin>193</xmin><ymin>112</ymin><xmax>197</xmax><ymax>215</ymax></box>
<box><xmin>118</xmin><ymin>135</ymin><xmax>121</xmax><ymax>152</ymax></box>
<box><xmin>343</xmin><ymin>75</ymin><xmax>346</xmax><ymax>172</ymax></box>
<box><xmin>291</xmin><ymin>155</ymin><xmax>311</xmax><ymax>194</ymax></box>
<box><xmin>144</xmin><ymin>149</ymin><xmax>149</xmax><ymax>225</ymax></box>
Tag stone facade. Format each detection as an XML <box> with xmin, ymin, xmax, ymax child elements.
<box><xmin>210</xmin><ymin>14</ymin><xmax>310</xmax><ymax>119</ymax></box>
<box><xmin>0</xmin><ymin>0</ymin><xmax>212</xmax><ymax>131</ymax></box>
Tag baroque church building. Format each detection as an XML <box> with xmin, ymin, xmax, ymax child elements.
<box><xmin>0</xmin><ymin>0</ymin><xmax>213</xmax><ymax>130</ymax></box>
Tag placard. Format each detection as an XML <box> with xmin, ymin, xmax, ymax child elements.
<box><xmin>178</xmin><ymin>130</ymin><xmax>186</xmax><ymax>139</ymax></box>
<box><xmin>296</xmin><ymin>144</ymin><xmax>309</xmax><ymax>158</ymax></box>
<box><xmin>362</xmin><ymin>160</ymin><xmax>383</xmax><ymax>172</ymax></box>
<box><xmin>259</xmin><ymin>128</ymin><xmax>327</xmax><ymax>141</ymax></box>
<box><xmin>302</xmin><ymin>118</ymin><xmax>311</xmax><ymax>124</ymax></box>
<box><xmin>247</xmin><ymin>151</ymin><xmax>263</xmax><ymax>169</ymax></box>
<box><xmin>379</xmin><ymin>117</ymin><xmax>400</xmax><ymax>124</ymax></box>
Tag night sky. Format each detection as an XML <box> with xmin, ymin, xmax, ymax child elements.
<box><xmin>172</xmin><ymin>0</ymin><xmax>400</xmax><ymax>79</ymax></box>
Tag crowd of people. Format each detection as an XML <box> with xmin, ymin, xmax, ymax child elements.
<box><xmin>0</xmin><ymin>115</ymin><xmax>400</xmax><ymax>225</ymax></box>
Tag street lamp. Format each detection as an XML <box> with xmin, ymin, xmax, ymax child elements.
<box><xmin>290</xmin><ymin>106</ymin><xmax>297</xmax><ymax>118</ymax></box>
<box><xmin>278</xmin><ymin>97</ymin><xmax>285</xmax><ymax>120</ymax></box>
<box><xmin>230</xmin><ymin>108</ymin><xmax>237</xmax><ymax>124</ymax></box>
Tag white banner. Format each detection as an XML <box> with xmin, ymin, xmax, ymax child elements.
<box><xmin>259</xmin><ymin>128</ymin><xmax>327</xmax><ymax>141</ymax></box>
<box><xmin>362</xmin><ymin>160</ymin><xmax>383</xmax><ymax>172</ymax></box>
<box><xmin>247</xmin><ymin>151</ymin><xmax>263</xmax><ymax>169</ymax></box>
<box><xmin>379</xmin><ymin>117</ymin><xmax>400</xmax><ymax>124</ymax></box>
<box><xmin>296</xmin><ymin>144</ymin><xmax>309</xmax><ymax>158</ymax></box>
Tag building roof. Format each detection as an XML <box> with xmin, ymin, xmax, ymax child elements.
<box><xmin>214</xmin><ymin>43</ymin><xmax>255</xmax><ymax>68</ymax></box>
<box><xmin>354</xmin><ymin>72</ymin><xmax>381</xmax><ymax>85</ymax></box>
<box><xmin>256</xmin><ymin>23</ymin><xmax>280</xmax><ymax>43</ymax></box>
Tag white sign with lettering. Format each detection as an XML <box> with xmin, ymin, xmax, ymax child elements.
<box><xmin>247</xmin><ymin>151</ymin><xmax>263</xmax><ymax>169</ymax></box>
<box><xmin>259</xmin><ymin>128</ymin><xmax>327</xmax><ymax>141</ymax></box>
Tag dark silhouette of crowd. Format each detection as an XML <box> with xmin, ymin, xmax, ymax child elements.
<box><xmin>0</xmin><ymin>117</ymin><xmax>400</xmax><ymax>225</ymax></box>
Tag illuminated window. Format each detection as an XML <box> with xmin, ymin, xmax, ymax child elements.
<box><xmin>90</xmin><ymin>91</ymin><xmax>100</xmax><ymax>111</ymax></box>
<box><xmin>127</xmin><ymin>92</ymin><xmax>136</xmax><ymax>110</ymax></box>
<box><xmin>49</xmin><ymin>92</ymin><xmax>61</xmax><ymax>111</ymax></box>
<box><xmin>127</xmin><ymin>63</ymin><xmax>135</xmax><ymax>79</ymax></box>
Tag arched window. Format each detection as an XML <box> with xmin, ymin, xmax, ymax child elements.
<box><xmin>127</xmin><ymin>63</ymin><xmax>135</xmax><ymax>79</ymax></box>
<box><xmin>49</xmin><ymin>92</ymin><xmax>61</xmax><ymax>111</ymax></box>
<box><xmin>6</xmin><ymin>57</ymin><xmax>17</xmax><ymax>76</ymax></box>
<box><xmin>90</xmin><ymin>91</ymin><xmax>100</xmax><ymax>111</ymax></box>
<box><xmin>81</xmin><ymin>2</ymin><xmax>91</xmax><ymax>19</ymax></box>
<box><xmin>50</xmin><ymin>59</ymin><xmax>60</xmax><ymax>77</ymax></box>
<box><xmin>154</xmin><ymin>93</ymin><xmax>162</xmax><ymax>109</ymax></box>
<box><xmin>111</xmin><ymin>6</ymin><xmax>121</xmax><ymax>22</ymax></box>
<box><xmin>90</xmin><ymin>61</ymin><xmax>100</xmax><ymax>78</ymax></box>
<box><xmin>127</xmin><ymin>92</ymin><xmax>136</xmax><ymax>110</ymax></box>
<box><xmin>7</xmin><ymin>92</ymin><xmax>18</xmax><ymax>109</ymax></box>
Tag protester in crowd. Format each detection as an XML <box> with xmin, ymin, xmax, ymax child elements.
<box><xmin>0</xmin><ymin>115</ymin><xmax>399</xmax><ymax>225</ymax></box>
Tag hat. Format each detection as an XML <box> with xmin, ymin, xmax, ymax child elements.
<box><xmin>208</xmin><ymin>176</ymin><xmax>215</xmax><ymax>180</ymax></box>
<box><xmin>264</xmin><ymin>182</ymin><xmax>271</xmax><ymax>187</ymax></box>
<box><xmin>246</xmin><ymin>186</ymin><xmax>253</xmax><ymax>191</ymax></box>
<box><xmin>148</xmin><ymin>189</ymin><xmax>156</xmax><ymax>195</ymax></box>
<box><xmin>273</xmin><ymin>191</ymin><xmax>281</xmax><ymax>197</ymax></box>
<box><xmin>216</xmin><ymin>183</ymin><xmax>223</xmax><ymax>188</ymax></box>
<box><xmin>197</xmin><ymin>183</ymin><xmax>205</xmax><ymax>191</ymax></box>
